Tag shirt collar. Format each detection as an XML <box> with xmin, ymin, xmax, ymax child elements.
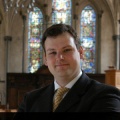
<box><xmin>54</xmin><ymin>70</ymin><xmax>82</xmax><ymax>91</ymax></box>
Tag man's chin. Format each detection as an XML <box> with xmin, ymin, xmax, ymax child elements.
<box><xmin>56</xmin><ymin>71</ymin><xmax>70</xmax><ymax>77</ymax></box>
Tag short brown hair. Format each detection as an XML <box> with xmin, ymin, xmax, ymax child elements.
<box><xmin>41</xmin><ymin>23</ymin><xmax>79</xmax><ymax>52</ymax></box>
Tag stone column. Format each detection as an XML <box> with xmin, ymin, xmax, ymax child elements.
<box><xmin>4</xmin><ymin>36</ymin><xmax>12</xmax><ymax>73</ymax></box>
<box><xmin>96</xmin><ymin>10</ymin><xmax>103</xmax><ymax>73</ymax></box>
<box><xmin>113</xmin><ymin>20</ymin><xmax>120</xmax><ymax>70</ymax></box>
<box><xmin>4</xmin><ymin>36</ymin><xmax>12</xmax><ymax>105</ymax></box>
<box><xmin>22</xmin><ymin>15</ymin><xmax>26</xmax><ymax>73</ymax></box>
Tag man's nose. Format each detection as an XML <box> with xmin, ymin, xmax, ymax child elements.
<box><xmin>56</xmin><ymin>53</ymin><xmax>64</xmax><ymax>60</ymax></box>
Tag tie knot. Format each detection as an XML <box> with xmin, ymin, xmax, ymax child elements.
<box><xmin>56</xmin><ymin>87</ymin><xmax>69</xmax><ymax>96</ymax></box>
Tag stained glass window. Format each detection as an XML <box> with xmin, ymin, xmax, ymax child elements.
<box><xmin>52</xmin><ymin>0</ymin><xmax>72</xmax><ymax>25</ymax></box>
<box><xmin>28</xmin><ymin>7</ymin><xmax>43</xmax><ymax>73</ymax></box>
<box><xmin>80</xmin><ymin>6</ymin><xmax>96</xmax><ymax>73</ymax></box>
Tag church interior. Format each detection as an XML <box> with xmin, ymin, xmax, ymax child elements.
<box><xmin>0</xmin><ymin>0</ymin><xmax>120</xmax><ymax>113</ymax></box>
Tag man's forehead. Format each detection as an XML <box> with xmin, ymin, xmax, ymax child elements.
<box><xmin>46</xmin><ymin>45</ymin><xmax>72</xmax><ymax>51</ymax></box>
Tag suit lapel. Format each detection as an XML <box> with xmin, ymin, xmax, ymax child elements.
<box><xmin>33</xmin><ymin>83</ymin><xmax>54</xmax><ymax>112</ymax></box>
<box><xmin>54</xmin><ymin>72</ymin><xmax>91</xmax><ymax>112</ymax></box>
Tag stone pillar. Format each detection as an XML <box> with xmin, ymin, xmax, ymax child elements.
<box><xmin>4</xmin><ymin>36</ymin><xmax>12</xmax><ymax>73</ymax></box>
<box><xmin>113</xmin><ymin>0</ymin><xmax>120</xmax><ymax>70</ymax></box>
<box><xmin>22</xmin><ymin>15</ymin><xmax>26</xmax><ymax>73</ymax></box>
<box><xmin>4</xmin><ymin>36</ymin><xmax>12</xmax><ymax>105</ymax></box>
<box><xmin>96</xmin><ymin>10</ymin><xmax>103</xmax><ymax>73</ymax></box>
<box><xmin>113</xmin><ymin>20</ymin><xmax>120</xmax><ymax>70</ymax></box>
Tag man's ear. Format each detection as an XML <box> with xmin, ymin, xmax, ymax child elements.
<box><xmin>43</xmin><ymin>53</ymin><xmax>48</xmax><ymax>66</ymax></box>
<box><xmin>79</xmin><ymin>46</ymin><xmax>84</xmax><ymax>60</ymax></box>
<box><xmin>44</xmin><ymin>59</ymin><xmax>48</xmax><ymax>66</ymax></box>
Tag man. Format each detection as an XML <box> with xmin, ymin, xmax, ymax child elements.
<box><xmin>17</xmin><ymin>23</ymin><xmax>120</xmax><ymax>113</ymax></box>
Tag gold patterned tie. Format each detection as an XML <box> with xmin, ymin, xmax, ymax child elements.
<box><xmin>53</xmin><ymin>87</ymin><xmax>69</xmax><ymax>112</ymax></box>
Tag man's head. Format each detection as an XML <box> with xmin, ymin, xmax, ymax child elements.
<box><xmin>41</xmin><ymin>23</ymin><xmax>79</xmax><ymax>54</ymax></box>
<box><xmin>41</xmin><ymin>23</ymin><xmax>83</xmax><ymax>84</ymax></box>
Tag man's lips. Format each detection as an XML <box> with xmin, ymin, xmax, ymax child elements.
<box><xmin>55</xmin><ymin>64</ymin><xmax>69</xmax><ymax>67</ymax></box>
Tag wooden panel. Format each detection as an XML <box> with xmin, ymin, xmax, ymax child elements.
<box><xmin>7</xmin><ymin>71</ymin><xmax>105</xmax><ymax>109</ymax></box>
<box><xmin>86</xmin><ymin>73</ymin><xmax>105</xmax><ymax>83</ymax></box>
<box><xmin>105</xmin><ymin>70</ymin><xmax>120</xmax><ymax>89</ymax></box>
<box><xmin>7</xmin><ymin>73</ymin><xmax>54</xmax><ymax>109</ymax></box>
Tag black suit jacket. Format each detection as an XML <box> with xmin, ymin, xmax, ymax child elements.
<box><xmin>17</xmin><ymin>72</ymin><xmax>120</xmax><ymax>112</ymax></box>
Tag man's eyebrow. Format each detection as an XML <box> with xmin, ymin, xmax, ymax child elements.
<box><xmin>46</xmin><ymin>45</ymin><xmax>72</xmax><ymax>52</ymax></box>
<box><xmin>63</xmin><ymin>45</ymin><xmax>72</xmax><ymax>49</ymax></box>
<box><xmin>46</xmin><ymin>49</ymin><xmax>55</xmax><ymax>52</ymax></box>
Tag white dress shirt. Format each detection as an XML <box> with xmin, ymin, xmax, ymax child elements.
<box><xmin>53</xmin><ymin>70</ymin><xmax>82</xmax><ymax>99</ymax></box>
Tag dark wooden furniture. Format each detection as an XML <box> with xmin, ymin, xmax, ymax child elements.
<box><xmin>6</xmin><ymin>65</ymin><xmax>105</xmax><ymax>109</ymax></box>
<box><xmin>86</xmin><ymin>73</ymin><xmax>105</xmax><ymax>83</ymax></box>
<box><xmin>105</xmin><ymin>69</ymin><xmax>120</xmax><ymax>89</ymax></box>
<box><xmin>7</xmin><ymin>73</ymin><xmax>54</xmax><ymax>109</ymax></box>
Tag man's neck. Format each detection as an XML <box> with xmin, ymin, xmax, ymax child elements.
<box><xmin>54</xmin><ymin>70</ymin><xmax>82</xmax><ymax>88</ymax></box>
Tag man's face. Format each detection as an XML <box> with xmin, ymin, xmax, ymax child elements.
<box><xmin>44</xmin><ymin>32</ymin><xmax>81</xmax><ymax>80</ymax></box>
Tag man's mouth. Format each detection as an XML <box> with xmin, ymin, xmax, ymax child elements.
<box><xmin>56</xmin><ymin>64</ymin><xmax>69</xmax><ymax>67</ymax></box>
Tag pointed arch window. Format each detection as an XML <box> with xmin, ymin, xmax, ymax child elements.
<box><xmin>52</xmin><ymin>0</ymin><xmax>72</xmax><ymax>25</ymax></box>
<box><xmin>28</xmin><ymin>7</ymin><xmax>43</xmax><ymax>73</ymax></box>
<box><xmin>80</xmin><ymin>5</ymin><xmax>96</xmax><ymax>73</ymax></box>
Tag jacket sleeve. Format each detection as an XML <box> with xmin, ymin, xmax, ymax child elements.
<box><xmin>90</xmin><ymin>86</ymin><xmax>120</xmax><ymax>112</ymax></box>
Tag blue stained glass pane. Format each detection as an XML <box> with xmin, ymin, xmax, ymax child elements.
<box><xmin>52</xmin><ymin>0</ymin><xmax>72</xmax><ymax>25</ymax></box>
<box><xmin>80</xmin><ymin>6</ymin><xmax>96</xmax><ymax>73</ymax></box>
<box><xmin>28</xmin><ymin>7</ymin><xmax>43</xmax><ymax>73</ymax></box>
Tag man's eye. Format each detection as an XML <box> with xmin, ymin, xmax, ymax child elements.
<box><xmin>49</xmin><ymin>52</ymin><xmax>56</xmax><ymax>55</ymax></box>
<box><xmin>64</xmin><ymin>49</ymin><xmax>71</xmax><ymax>52</ymax></box>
